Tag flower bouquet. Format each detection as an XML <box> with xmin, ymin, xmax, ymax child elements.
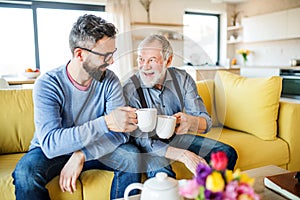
<box><xmin>179</xmin><ymin>151</ymin><xmax>260</xmax><ymax>200</ymax></box>
<box><xmin>236</xmin><ymin>49</ymin><xmax>251</xmax><ymax>65</ymax></box>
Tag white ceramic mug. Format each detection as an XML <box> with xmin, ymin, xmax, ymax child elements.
<box><xmin>156</xmin><ymin>115</ymin><xmax>176</xmax><ymax>139</ymax></box>
<box><xmin>136</xmin><ymin>108</ymin><xmax>157</xmax><ymax>132</ymax></box>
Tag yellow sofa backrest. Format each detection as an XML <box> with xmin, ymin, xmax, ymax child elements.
<box><xmin>196</xmin><ymin>80</ymin><xmax>219</xmax><ymax>126</ymax></box>
<box><xmin>0</xmin><ymin>89</ymin><xmax>35</xmax><ymax>154</ymax></box>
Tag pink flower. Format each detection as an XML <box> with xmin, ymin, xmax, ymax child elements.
<box><xmin>223</xmin><ymin>180</ymin><xmax>239</xmax><ymax>200</ymax></box>
<box><xmin>178</xmin><ymin>178</ymin><xmax>200</xmax><ymax>199</ymax></box>
<box><xmin>236</xmin><ymin>184</ymin><xmax>260</xmax><ymax>200</ymax></box>
<box><xmin>211</xmin><ymin>151</ymin><xmax>228</xmax><ymax>171</ymax></box>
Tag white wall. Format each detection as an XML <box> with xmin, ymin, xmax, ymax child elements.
<box><xmin>129</xmin><ymin>0</ymin><xmax>300</xmax><ymax>67</ymax></box>
<box><xmin>46</xmin><ymin>0</ymin><xmax>300</xmax><ymax>67</ymax></box>
<box><xmin>233</xmin><ymin>0</ymin><xmax>300</xmax><ymax>66</ymax></box>
<box><xmin>129</xmin><ymin>0</ymin><xmax>228</xmax><ymax>66</ymax></box>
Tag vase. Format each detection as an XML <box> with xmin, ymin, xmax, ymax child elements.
<box><xmin>242</xmin><ymin>54</ymin><xmax>248</xmax><ymax>66</ymax></box>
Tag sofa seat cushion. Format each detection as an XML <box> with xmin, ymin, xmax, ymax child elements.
<box><xmin>214</xmin><ymin>71</ymin><xmax>282</xmax><ymax>140</ymax></box>
<box><xmin>202</xmin><ymin>127</ymin><xmax>289</xmax><ymax>171</ymax></box>
<box><xmin>0</xmin><ymin>153</ymin><xmax>24</xmax><ymax>200</ymax></box>
<box><xmin>0</xmin><ymin>153</ymin><xmax>83</xmax><ymax>200</ymax></box>
<box><xmin>80</xmin><ymin>169</ymin><xmax>114</xmax><ymax>200</ymax></box>
<box><xmin>0</xmin><ymin>153</ymin><xmax>114</xmax><ymax>200</ymax></box>
<box><xmin>46</xmin><ymin>176</ymin><xmax>83</xmax><ymax>200</ymax></box>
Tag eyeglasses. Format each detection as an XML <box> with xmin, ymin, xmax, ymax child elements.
<box><xmin>76</xmin><ymin>47</ymin><xmax>117</xmax><ymax>63</ymax></box>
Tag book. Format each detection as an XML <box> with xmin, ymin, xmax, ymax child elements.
<box><xmin>264</xmin><ymin>171</ymin><xmax>300</xmax><ymax>200</ymax></box>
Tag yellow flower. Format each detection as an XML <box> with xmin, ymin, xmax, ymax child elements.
<box><xmin>240</xmin><ymin>173</ymin><xmax>255</xmax><ymax>186</ymax></box>
<box><xmin>206</xmin><ymin>171</ymin><xmax>225</xmax><ymax>192</ymax></box>
<box><xmin>238</xmin><ymin>194</ymin><xmax>253</xmax><ymax>200</ymax></box>
<box><xmin>236</xmin><ymin>49</ymin><xmax>252</xmax><ymax>63</ymax></box>
<box><xmin>236</xmin><ymin>49</ymin><xmax>251</xmax><ymax>55</ymax></box>
<box><xmin>225</xmin><ymin>169</ymin><xmax>234</xmax><ymax>182</ymax></box>
<box><xmin>233</xmin><ymin>168</ymin><xmax>241</xmax><ymax>179</ymax></box>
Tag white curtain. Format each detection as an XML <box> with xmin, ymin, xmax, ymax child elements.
<box><xmin>106</xmin><ymin>0</ymin><xmax>135</xmax><ymax>83</ymax></box>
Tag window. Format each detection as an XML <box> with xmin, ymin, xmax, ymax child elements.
<box><xmin>0</xmin><ymin>5</ymin><xmax>35</xmax><ymax>76</ymax></box>
<box><xmin>183</xmin><ymin>11</ymin><xmax>220</xmax><ymax>66</ymax></box>
<box><xmin>0</xmin><ymin>1</ymin><xmax>105</xmax><ymax>76</ymax></box>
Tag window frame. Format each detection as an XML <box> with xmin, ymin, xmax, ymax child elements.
<box><xmin>184</xmin><ymin>11</ymin><xmax>221</xmax><ymax>66</ymax></box>
<box><xmin>0</xmin><ymin>1</ymin><xmax>105</xmax><ymax>70</ymax></box>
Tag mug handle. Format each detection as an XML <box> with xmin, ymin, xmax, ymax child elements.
<box><xmin>124</xmin><ymin>183</ymin><xmax>143</xmax><ymax>200</ymax></box>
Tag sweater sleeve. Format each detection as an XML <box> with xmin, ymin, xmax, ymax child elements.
<box><xmin>32</xmin><ymin>71</ymin><xmax>125</xmax><ymax>159</ymax></box>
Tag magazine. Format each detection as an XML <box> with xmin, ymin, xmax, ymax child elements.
<box><xmin>264</xmin><ymin>171</ymin><xmax>300</xmax><ymax>199</ymax></box>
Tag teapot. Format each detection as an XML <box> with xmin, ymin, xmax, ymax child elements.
<box><xmin>124</xmin><ymin>172</ymin><xmax>183</xmax><ymax>200</ymax></box>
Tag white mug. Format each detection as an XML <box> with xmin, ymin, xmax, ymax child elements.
<box><xmin>136</xmin><ymin>108</ymin><xmax>157</xmax><ymax>132</ymax></box>
<box><xmin>156</xmin><ymin>115</ymin><xmax>176</xmax><ymax>139</ymax></box>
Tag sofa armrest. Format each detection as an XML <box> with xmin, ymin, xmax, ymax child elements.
<box><xmin>278</xmin><ymin>98</ymin><xmax>300</xmax><ymax>171</ymax></box>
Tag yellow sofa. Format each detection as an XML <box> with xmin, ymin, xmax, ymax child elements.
<box><xmin>1</xmin><ymin>71</ymin><xmax>299</xmax><ymax>200</ymax></box>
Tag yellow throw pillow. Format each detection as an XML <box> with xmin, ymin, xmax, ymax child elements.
<box><xmin>214</xmin><ymin>71</ymin><xmax>282</xmax><ymax>140</ymax></box>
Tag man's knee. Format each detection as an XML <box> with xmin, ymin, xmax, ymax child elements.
<box><xmin>13</xmin><ymin>158</ymin><xmax>40</xmax><ymax>189</ymax></box>
<box><xmin>224</xmin><ymin>145</ymin><xmax>238</xmax><ymax>170</ymax></box>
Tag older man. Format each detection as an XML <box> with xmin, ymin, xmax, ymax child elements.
<box><xmin>123</xmin><ymin>34</ymin><xmax>237</xmax><ymax>178</ymax></box>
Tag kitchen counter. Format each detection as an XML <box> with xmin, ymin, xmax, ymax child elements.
<box><xmin>239</xmin><ymin>65</ymin><xmax>300</xmax><ymax>69</ymax></box>
<box><xmin>239</xmin><ymin>66</ymin><xmax>300</xmax><ymax>78</ymax></box>
<box><xmin>179</xmin><ymin>65</ymin><xmax>240</xmax><ymax>81</ymax></box>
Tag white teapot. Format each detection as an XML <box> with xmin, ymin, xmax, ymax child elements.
<box><xmin>124</xmin><ymin>172</ymin><xmax>183</xmax><ymax>200</ymax></box>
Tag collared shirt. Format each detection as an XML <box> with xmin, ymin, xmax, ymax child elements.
<box><xmin>123</xmin><ymin>67</ymin><xmax>212</xmax><ymax>156</ymax></box>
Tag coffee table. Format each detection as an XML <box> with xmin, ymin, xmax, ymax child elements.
<box><xmin>114</xmin><ymin>194</ymin><xmax>140</xmax><ymax>200</ymax></box>
<box><xmin>116</xmin><ymin>165</ymin><xmax>289</xmax><ymax>200</ymax></box>
<box><xmin>243</xmin><ymin>165</ymin><xmax>290</xmax><ymax>199</ymax></box>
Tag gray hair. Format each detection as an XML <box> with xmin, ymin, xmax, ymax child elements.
<box><xmin>137</xmin><ymin>34</ymin><xmax>173</xmax><ymax>61</ymax></box>
<box><xmin>69</xmin><ymin>14</ymin><xmax>117</xmax><ymax>55</ymax></box>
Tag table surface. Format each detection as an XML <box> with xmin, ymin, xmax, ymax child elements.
<box><xmin>117</xmin><ymin>165</ymin><xmax>290</xmax><ymax>200</ymax></box>
<box><xmin>4</xmin><ymin>77</ymin><xmax>36</xmax><ymax>85</ymax></box>
<box><xmin>243</xmin><ymin>165</ymin><xmax>290</xmax><ymax>200</ymax></box>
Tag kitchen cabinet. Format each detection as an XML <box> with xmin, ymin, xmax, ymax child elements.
<box><xmin>240</xmin><ymin>67</ymin><xmax>280</xmax><ymax>78</ymax></box>
<box><xmin>242</xmin><ymin>7</ymin><xmax>300</xmax><ymax>43</ymax></box>
<box><xmin>287</xmin><ymin>7</ymin><xmax>300</xmax><ymax>38</ymax></box>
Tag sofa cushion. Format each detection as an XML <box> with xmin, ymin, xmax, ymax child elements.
<box><xmin>80</xmin><ymin>170</ymin><xmax>114</xmax><ymax>200</ymax></box>
<box><xmin>0</xmin><ymin>153</ymin><xmax>24</xmax><ymax>200</ymax></box>
<box><xmin>202</xmin><ymin>127</ymin><xmax>289</xmax><ymax>170</ymax></box>
<box><xmin>0</xmin><ymin>89</ymin><xmax>35</xmax><ymax>154</ymax></box>
<box><xmin>214</xmin><ymin>71</ymin><xmax>282</xmax><ymax>140</ymax></box>
<box><xmin>196</xmin><ymin>80</ymin><xmax>219</xmax><ymax>126</ymax></box>
<box><xmin>0</xmin><ymin>153</ymin><xmax>83</xmax><ymax>200</ymax></box>
<box><xmin>0</xmin><ymin>153</ymin><xmax>115</xmax><ymax>200</ymax></box>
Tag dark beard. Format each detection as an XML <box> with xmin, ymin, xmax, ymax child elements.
<box><xmin>83</xmin><ymin>62</ymin><xmax>109</xmax><ymax>82</ymax></box>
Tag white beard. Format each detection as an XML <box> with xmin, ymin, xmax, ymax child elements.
<box><xmin>139</xmin><ymin>67</ymin><xmax>167</xmax><ymax>88</ymax></box>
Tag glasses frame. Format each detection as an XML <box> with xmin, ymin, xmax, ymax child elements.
<box><xmin>76</xmin><ymin>47</ymin><xmax>117</xmax><ymax>63</ymax></box>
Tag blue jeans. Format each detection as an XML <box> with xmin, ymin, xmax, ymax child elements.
<box><xmin>137</xmin><ymin>134</ymin><xmax>237</xmax><ymax>179</ymax></box>
<box><xmin>12</xmin><ymin>143</ymin><xmax>141</xmax><ymax>200</ymax></box>
<box><xmin>170</xmin><ymin>134</ymin><xmax>238</xmax><ymax>170</ymax></box>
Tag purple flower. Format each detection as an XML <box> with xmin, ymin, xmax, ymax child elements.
<box><xmin>195</xmin><ymin>163</ymin><xmax>212</xmax><ymax>186</ymax></box>
<box><xmin>205</xmin><ymin>189</ymin><xmax>223</xmax><ymax>200</ymax></box>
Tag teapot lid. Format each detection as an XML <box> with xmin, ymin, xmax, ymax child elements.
<box><xmin>145</xmin><ymin>172</ymin><xmax>178</xmax><ymax>191</ymax></box>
